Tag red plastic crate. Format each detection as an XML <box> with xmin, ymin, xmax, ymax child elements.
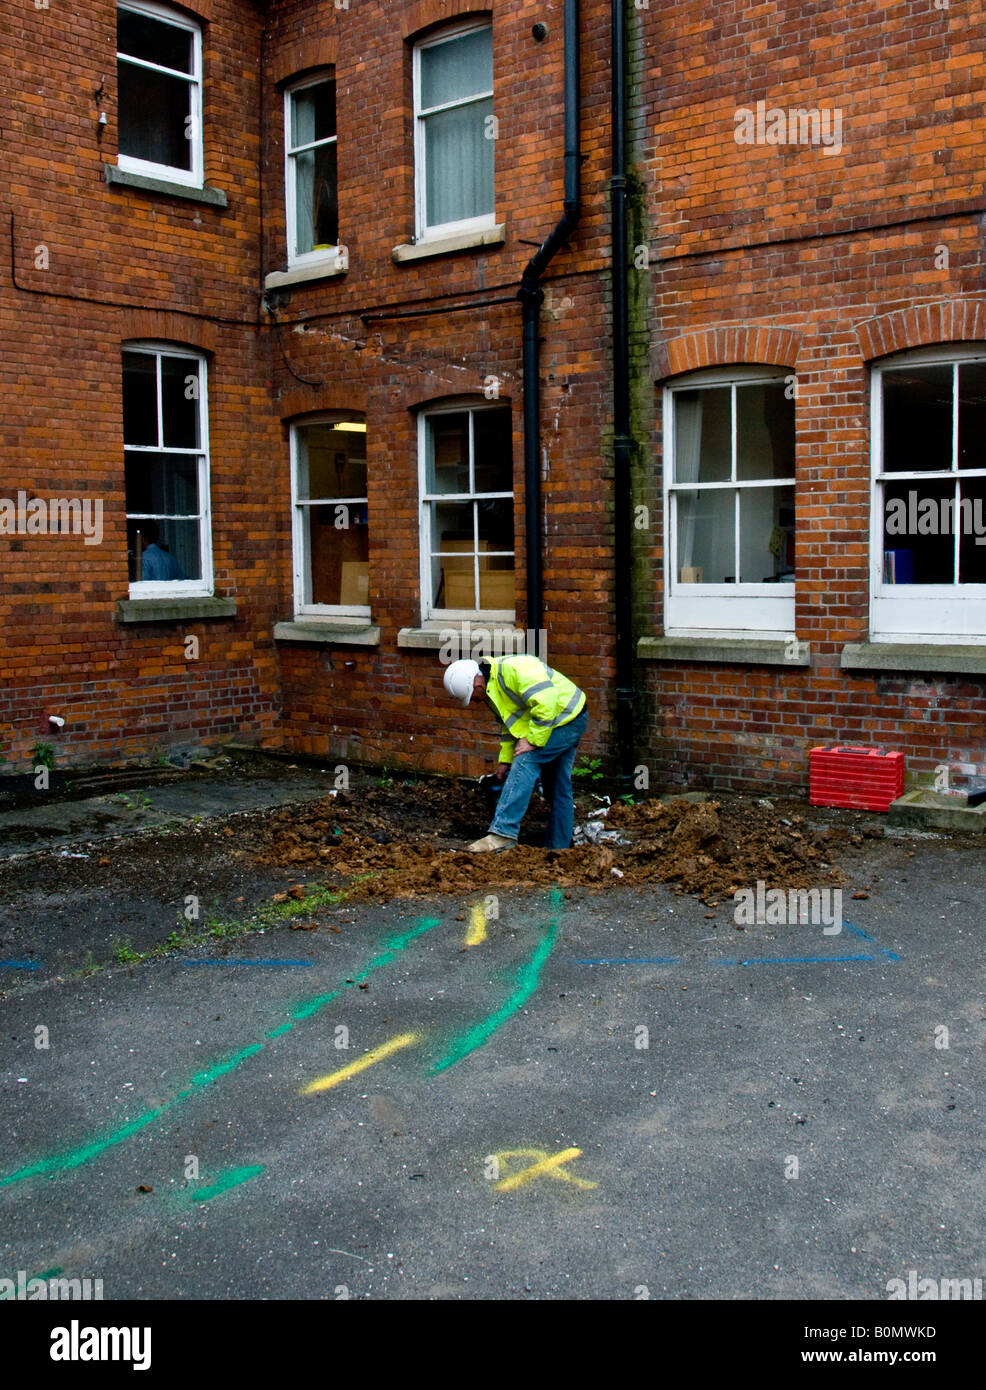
<box><xmin>809</xmin><ymin>744</ymin><xmax>906</xmax><ymax>813</ymax></box>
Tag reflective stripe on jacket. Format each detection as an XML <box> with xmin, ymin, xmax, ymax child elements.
<box><xmin>484</xmin><ymin>655</ymin><xmax>586</xmax><ymax>765</ymax></box>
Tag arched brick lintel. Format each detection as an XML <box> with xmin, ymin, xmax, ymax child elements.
<box><xmin>162</xmin><ymin>0</ymin><xmax>213</xmax><ymax>23</ymax></box>
<box><xmin>407</xmin><ymin>388</ymin><xmax>512</xmax><ymax>412</ymax></box>
<box><xmin>856</xmin><ymin>299</ymin><xmax>986</xmax><ymax>362</ymax></box>
<box><xmin>277</xmin><ymin>386</ymin><xmax>369</xmax><ymax>422</ymax></box>
<box><xmin>269</xmin><ymin>35</ymin><xmax>339</xmax><ymax>87</ymax></box>
<box><xmin>653</xmin><ymin>325</ymin><xmax>802</xmax><ymax>382</ymax></box>
<box><xmin>402</xmin><ymin>1</ymin><xmax>492</xmax><ymax>40</ymax></box>
<box><xmin>120</xmin><ymin>310</ymin><xmax>217</xmax><ymax>356</ymax></box>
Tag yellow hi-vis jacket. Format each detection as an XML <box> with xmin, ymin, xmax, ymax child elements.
<box><xmin>484</xmin><ymin>655</ymin><xmax>586</xmax><ymax>765</ymax></box>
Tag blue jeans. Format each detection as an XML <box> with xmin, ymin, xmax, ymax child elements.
<box><xmin>489</xmin><ymin>708</ymin><xmax>589</xmax><ymax>849</ymax></box>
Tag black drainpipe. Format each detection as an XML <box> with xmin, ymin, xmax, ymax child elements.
<box><xmin>610</xmin><ymin>0</ymin><xmax>635</xmax><ymax>785</ymax></box>
<box><xmin>518</xmin><ymin>0</ymin><xmax>581</xmax><ymax>661</ymax></box>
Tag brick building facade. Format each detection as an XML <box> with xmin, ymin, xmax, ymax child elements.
<box><xmin>1</xmin><ymin>0</ymin><xmax>984</xmax><ymax>791</ymax></box>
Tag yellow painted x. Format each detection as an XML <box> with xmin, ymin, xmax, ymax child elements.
<box><xmin>492</xmin><ymin>1147</ymin><xmax>597</xmax><ymax>1192</ymax></box>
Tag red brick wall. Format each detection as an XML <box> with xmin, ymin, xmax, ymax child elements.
<box><xmin>0</xmin><ymin>0</ymin><xmax>282</xmax><ymax>769</ymax></box>
<box><xmin>4</xmin><ymin>0</ymin><xmax>984</xmax><ymax>792</ymax></box>
<box><xmin>632</xmin><ymin>0</ymin><xmax>986</xmax><ymax>790</ymax></box>
<box><xmin>263</xmin><ymin>0</ymin><xmax>616</xmax><ymax>777</ymax></box>
<box><xmin>1</xmin><ymin>0</ymin><xmax>617</xmax><ymax>778</ymax></box>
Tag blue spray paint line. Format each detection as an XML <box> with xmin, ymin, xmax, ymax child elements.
<box><xmin>840</xmin><ymin>919</ymin><xmax>875</xmax><ymax>942</ymax></box>
<box><xmin>839</xmin><ymin>919</ymin><xmax>899</xmax><ymax>960</ymax></box>
<box><xmin>573</xmin><ymin>957</ymin><xmax>681</xmax><ymax>965</ymax></box>
<box><xmin>712</xmin><ymin>954</ymin><xmax>876</xmax><ymax>967</ymax></box>
<box><xmin>0</xmin><ymin>961</ymin><xmax>42</xmax><ymax>970</ymax></box>
<box><xmin>179</xmin><ymin>959</ymin><xmax>315</xmax><ymax>967</ymax></box>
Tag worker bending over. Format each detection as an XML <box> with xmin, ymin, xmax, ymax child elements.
<box><xmin>443</xmin><ymin>654</ymin><xmax>588</xmax><ymax>851</ymax></box>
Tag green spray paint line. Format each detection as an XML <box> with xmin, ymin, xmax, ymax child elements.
<box><xmin>287</xmin><ymin>918</ymin><xmax>438</xmax><ymax>1021</ymax></box>
<box><xmin>0</xmin><ymin>918</ymin><xmax>440</xmax><ymax>1191</ymax></box>
<box><xmin>0</xmin><ymin>1267</ymin><xmax>63</xmax><ymax>1299</ymax></box>
<box><xmin>191</xmin><ymin>1165</ymin><xmax>263</xmax><ymax>1202</ymax></box>
<box><xmin>0</xmin><ymin>1104</ymin><xmax>173</xmax><ymax>1189</ymax></box>
<box><xmin>429</xmin><ymin>892</ymin><xmax>562</xmax><ymax>1074</ymax></box>
<box><xmin>185</xmin><ymin>1044</ymin><xmax>265</xmax><ymax>1090</ymax></box>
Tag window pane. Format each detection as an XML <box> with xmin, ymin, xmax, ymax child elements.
<box><xmin>477</xmin><ymin>497</ymin><xmax>513</xmax><ymax>552</ymax></box>
<box><xmin>122</xmin><ymin>352</ymin><xmax>158</xmax><ymax>446</ymax></box>
<box><xmin>473</xmin><ymin>408</ymin><xmax>512</xmax><ymax>492</ymax></box>
<box><xmin>882</xmin><ymin>479</ymin><xmax>955</xmax><ymax>583</ymax></box>
<box><xmin>424</xmin><ymin>98</ymin><xmax>494</xmax><ymax>227</ymax></box>
<box><xmin>958</xmin><ymin>476</ymin><xmax>986</xmax><ymax>582</ymax></box>
<box><xmin>293</xmin><ymin>150</ymin><xmax>315</xmax><ymax>255</ymax></box>
<box><xmin>161</xmin><ymin>356</ymin><xmax>200</xmax><ymax>449</ymax></box>
<box><xmin>479</xmin><ymin>563</ymin><xmax>514</xmax><ymax>609</ymax></box>
<box><xmin>290</xmin><ymin>80</ymin><xmax>336</xmax><ymax>147</ymax></box>
<box><xmin>118</xmin><ymin>8</ymin><xmax>194</xmax><ymax>74</ymax></box>
<box><xmin>674</xmin><ymin>387</ymin><xmax>730</xmax><ymax>484</ymax></box>
<box><xmin>128</xmin><ymin>517</ymin><xmax>200</xmax><ymax>581</ymax></box>
<box><xmin>125</xmin><ymin>450</ymin><xmax>200</xmax><ymax>517</ymax></box>
<box><xmin>294</xmin><ymin>144</ymin><xmax>338</xmax><ymax>254</ymax></box>
<box><xmin>433</xmin><ymin>501</ymin><xmax>476</xmax><ymax>607</ymax></box>
<box><xmin>118</xmin><ymin>60</ymin><xmax>193</xmax><ymax>170</ymax></box>
<box><xmin>675</xmin><ymin>488</ymin><xmax>735</xmax><ymax>583</ymax></box>
<box><xmin>882</xmin><ymin>364</ymin><xmax>952</xmax><ymax>473</ymax></box>
<box><xmin>739</xmin><ymin>485</ymin><xmax>795</xmax><ymax>582</ymax></box>
<box><xmin>958</xmin><ymin>360</ymin><xmax>986</xmax><ymax>470</ymax></box>
<box><xmin>313</xmin><ymin>142</ymin><xmax>338</xmax><ymax>247</ymax></box>
<box><xmin>736</xmin><ymin>381</ymin><xmax>794</xmax><ymax>480</ymax></box>
<box><xmin>305</xmin><ymin>503</ymin><xmax>369</xmax><ymax>607</ymax></box>
<box><xmin>426</xmin><ymin>414</ymin><xmax>470</xmax><ymax>494</ymax></box>
<box><xmin>433</xmin><ymin>500</ymin><xmax>474</xmax><ymax>546</ymax></box>
<box><xmin>420</xmin><ymin>28</ymin><xmax>492</xmax><ymax>109</ymax></box>
<box><xmin>297</xmin><ymin>423</ymin><xmax>367</xmax><ymax>500</ymax></box>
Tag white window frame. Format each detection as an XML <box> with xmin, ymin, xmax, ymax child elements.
<box><xmin>870</xmin><ymin>344</ymin><xmax>986</xmax><ymax>643</ymax></box>
<box><xmin>290</xmin><ymin>416</ymin><xmax>370</xmax><ymax>621</ymax></box>
<box><xmin>418</xmin><ymin>402</ymin><xmax>514</xmax><ymax>623</ymax></box>
<box><xmin>116</xmin><ymin>0</ymin><xmax>203</xmax><ymax>189</ymax></box>
<box><xmin>284</xmin><ymin>73</ymin><xmax>342</xmax><ymax>270</ymax></box>
<box><xmin>413</xmin><ymin>20</ymin><xmax>495</xmax><ymax>242</ymax></box>
<box><xmin>124</xmin><ymin>343</ymin><xmax>212</xmax><ymax>598</ymax></box>
<box><xmin>663</xmin><ymin>367</ymin><xmax>796</xmax><ymax>638</ymax></box>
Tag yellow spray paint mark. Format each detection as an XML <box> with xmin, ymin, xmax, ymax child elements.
<box><xmin>492</xmin><ymin>1147</ymin><xmax>597</xmax><ymax>1192</ymax></box>
<box><xmin>301</xmin><ymin>1032</ymin><xmax>419</xmax><ymax>1095</ymax></box>
<box><xmin>464</xmin><ymin>901</ymin><xmax>488</xmax><ymax>947</ymax></box>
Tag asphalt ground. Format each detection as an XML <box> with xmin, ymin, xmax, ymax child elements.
<box><xmin>1</xmin><ymin>828</ymin><xmax>983</xmax><ymax>1302</ymax></box>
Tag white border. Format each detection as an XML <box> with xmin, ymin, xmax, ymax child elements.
<box><xmin>662</xmin><ymin>366</ymin><xmax>796</xmax><ymax>637</ymax></box>
<box><xmin>413</xmin><ymin>20</ymin><xmax>495</xmax><ymax>242</ymax></box>
<box><xmin>116</xmin><ymin>0</ymin><xmax>203</xmax><ymax>189</ymax></box>
<box><xmin>289</xmin><ymin>415</ymin><xmax>371</xmax><ymax>620</ymax></box>
<box><xmin>124</xmin><ymin>342</ymin><xmax>212</xmax><ymax>597</ymax></box>
<box><xmin>418</xmin><ymin>401</ymin><xmax>514</xmax><ymax>623</ymax></box>
<box><xmin>284</xmin><ymin>73</ymin><xmax>344</xmax><ymax>271</ymax></box>
<box><xmin>870</xmin><ymin>343</ymin><xmax>986</xmax><ymax>643</ymax></box>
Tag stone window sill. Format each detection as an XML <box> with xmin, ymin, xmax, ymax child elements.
<box><xmin>264</xmin><ymin>258</ymin><xmax>347</xmax><ymax>291</ymax></box>
<box><xmin>397</xmin><ymin>625</ymin><xmax>521</xmax><ymax>652</ymax></box>
<box><xmin>117</xmin><ymin>597</ymin><xmax>237</xmax><ymax>624</ymax></box>
<box><xmin>274</xmin><ymin>621</ymin><xmax>380</xmax><ymax>646</ymax></box>
<box><xmin>637</xmin><ymin>636</ymin><xmax>811</xmax><ymax>666</ymax></box>
<box><xmin>104</xmin><ymin>164</ymin><xmax>227</xmax><ymax>208</ymax></box>
<box><xmin>841</xmin><ymin>642</ymin><xmax>986</xmax><ymax>676</ymax></box>
<box><xmin>392</xmin><ymin>224</ymin><xmax>506</xmax><ymax>263</ymax></box>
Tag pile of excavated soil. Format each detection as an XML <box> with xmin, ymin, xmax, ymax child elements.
<box><xmin>245</xmin><ymin>787</ymin><xmax>877</xmax><ymax>903</ymax></box>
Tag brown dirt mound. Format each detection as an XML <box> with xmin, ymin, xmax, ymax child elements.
<box><xmin>246</xmin><ymin>788</ymin><xmax>861</xmax><ymax>903</ymax></box>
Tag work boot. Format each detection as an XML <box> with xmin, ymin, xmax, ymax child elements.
<box><xmin>466</xmin><ymin>832</ymin><xmax>517</xmax><ymax>852</ymax></box>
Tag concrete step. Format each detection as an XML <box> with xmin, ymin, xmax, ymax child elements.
<box><xmin>888</xmin><ymin>788</ymin><xmax>986</xmax><ymax>833</ymax></box>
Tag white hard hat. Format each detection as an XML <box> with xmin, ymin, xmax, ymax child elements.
<box><xmin>444</xmin><ymin>658</ymin><xmax>481</xmax><ymax>706</ymax></box>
